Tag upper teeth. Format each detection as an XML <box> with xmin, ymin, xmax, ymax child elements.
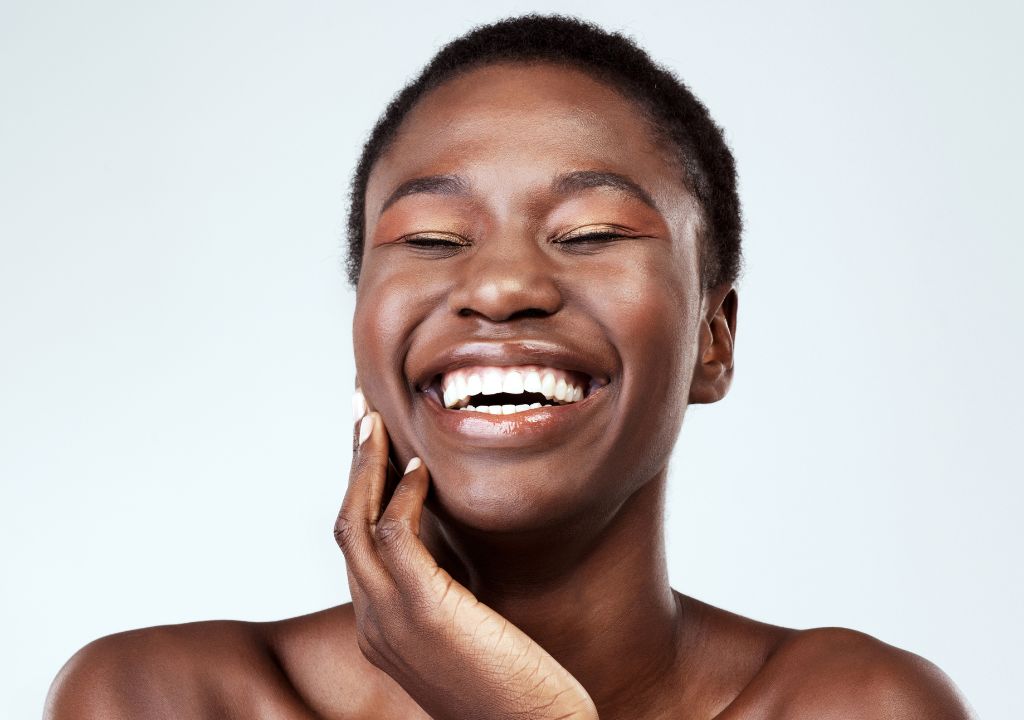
<box><xmin>441</xmin><ymin>365</ymin><xmax>586</xmax><ymax>411</ymax></box>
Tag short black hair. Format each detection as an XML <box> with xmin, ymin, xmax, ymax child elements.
<box><xmin>345</xmin><ymin>13</ymin><xmax>743</xmax><ymax>292</ymax></box>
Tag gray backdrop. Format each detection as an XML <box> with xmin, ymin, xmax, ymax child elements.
<box><xmin>2</xmin><ymin>1</ymin><xmax>1021</xmax><ymax>717</ymax></box>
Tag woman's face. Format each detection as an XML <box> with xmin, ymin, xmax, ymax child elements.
<box><xmin>355</xmin><ymin>62</ymin><xmax>714</xmax><ymax>533</ymax></box>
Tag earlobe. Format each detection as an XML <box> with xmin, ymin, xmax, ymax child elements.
<box><xmin>688</xmin><ymin>286</ymin><xmax>738</xmax><ymax>405</ymax></box>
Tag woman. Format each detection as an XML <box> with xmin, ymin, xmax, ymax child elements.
<box><xmin>46</xmin><ymin>14</ymin><xmax>975</xmax><ymax>719</ymax></box>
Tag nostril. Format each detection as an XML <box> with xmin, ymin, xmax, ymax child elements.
<box><xmin>457</xmin><ymin>306</ymin><xmax>553</xmax><ymax>321</ymax></box>
<box><xmin>511</xmin><ymin>308</ymin><xmax>552</xmax><ymax>320</ymax></box>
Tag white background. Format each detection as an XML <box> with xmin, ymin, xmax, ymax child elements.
<box><xmin>2</xmin><ymin>1</ymin><xmax>1021</xmax><ymax>717</ymax></box>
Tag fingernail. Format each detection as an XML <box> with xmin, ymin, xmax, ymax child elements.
<box><xmin>352</xmin><ymin>389</ymin><xmax>366</xmax><ymax>422</ymax></box>
<box><xmin>358</xmin><ymin>415</ymin><xmax>373</xmax><ymax>446</ymax></box>
<box><xmin>404</xmin><ymin>457</ymin><xmax>421</xmax><ymax>474</ymax></box>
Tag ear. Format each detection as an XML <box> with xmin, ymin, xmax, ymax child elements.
<box><xmin>688</xmin><ymin>284</ymin><xmax>738</xmax><ymax>405</ymax></box>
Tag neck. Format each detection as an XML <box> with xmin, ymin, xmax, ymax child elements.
<box><xmin>421</xmin><ymin>471</ymin><xmax>683</xmax><ymax>714</ymax></box>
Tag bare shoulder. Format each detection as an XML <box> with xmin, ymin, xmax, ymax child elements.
<box><xmin>733</xmin><ymin>626</ymin><xmax>977</xmax><ymax>720</ymax></box>
<box><xmin>45</xmin><ymin>617</ymin><xmax>275</xmax><ymax>718</ymax></box>
<box><xmin>44</xmin><ymin>604</ymin><xmax>385</xmax><ymax>720</ymax></box>
<box><xmin>268</xmin><ymin>602</ymin><xmax>428</xmax><ymax>719</ymax></box>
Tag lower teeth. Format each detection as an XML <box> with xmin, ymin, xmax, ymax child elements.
<box><xmin>460</xmin><ymin>402</ymin><xmax>551</xmax><ymax>414</ymax></box>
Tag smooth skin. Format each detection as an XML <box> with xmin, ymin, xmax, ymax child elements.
<box><xmin>45</xmin><ymin>62</ymin><xmax>976</xmax><ymax>719</ymax></box>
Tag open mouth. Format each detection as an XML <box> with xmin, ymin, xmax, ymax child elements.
<box><xmin>431</xmin><ymin>365</ymin><xmax>593</xmax><ymax>416</ymax></box>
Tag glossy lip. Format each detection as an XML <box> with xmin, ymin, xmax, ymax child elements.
<box><xmin>421</xmin><ymin>379</ymin><xmax>611</xmax><ymax>444</ymax></box>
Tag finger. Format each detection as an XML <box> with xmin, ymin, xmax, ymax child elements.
<box><xmin>352</xmin><ymin>387</ymin><xmax>402</xmax><ymax>514</ymax></box>
<box><xmin>343</xmin><ymin>412</ymin><xmax>389</xmax><ymax>526</ymax></box>
<box><xmin>334</xmin><ymin>412</ymin><xmax>391</xmax><ymax>581</ymax></box>
<box><xmin>377</xmin><ymin>458</ymin><xmax>429</xmax><ymax>539</ymax></box>
<box><xmin>373</xmin><ymin>458</ymin><xmax>446</xmax><ymax>590</ymax></box>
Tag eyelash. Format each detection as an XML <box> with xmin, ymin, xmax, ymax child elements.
<box><xmin>552</xmin><ymin>231</ymin><xmax>630</xmax><ymax>255</ymax></box>
<box><xmin>555</xmin><ymin>231</ymin><xmax>625</xmax><ymax>245</ymax></box>
<box><xmin>401</xmin><ymin>231</ymin><xmax>627</xmax><ymax>256</ymax></box>
<box><xmin>405</xmin><ymin>237</ymin><xmax>465</xmax><ymax>247</ymax></box>
<box><xmin>402</xmin><ymin>236</ymin><xmax>468</xmax><ymax>257</ymax></box>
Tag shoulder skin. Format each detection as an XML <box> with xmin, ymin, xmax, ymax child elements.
<box><xmin>45</xmin><ymin>610</ymin><xmax>977</xmax><ymax>720</ymax></box>
<box><xmin>732</xmin><ymin>626</ymin><xmax>978</xmax><ymax>720</ymax></box>
<box><xmin>43</xmin><ymin>620</ymin><xmax>316</xmax><ymax>720</ymax></box>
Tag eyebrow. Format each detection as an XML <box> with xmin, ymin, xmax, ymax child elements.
<box><xmin>378</xmin><ymin>174</ymin><xmax>470</xmax><ymax>216</ymax></box>
<box><xmin>551</xmin><ymin>170</ymin><xmax>659</xmax><ymax>211</ymax></box>
<box><xmin>376</xmin><ymin>169</ymin><xmax>658</xmax><ymax>217</ymax></box>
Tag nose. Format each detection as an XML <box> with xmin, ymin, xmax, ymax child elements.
<box><xmin>447</xmin><ymin>238</ymin><xmax>563</xmax><ymax>322</ymax></box>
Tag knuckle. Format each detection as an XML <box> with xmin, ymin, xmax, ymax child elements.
<box><xmin>374</xmin><ymin>517</ymin><xmax>408</xmax><ymax>550</ymax></box>
<box><xmin>333</xmin><ymin>515</ymin><xmax>361</xmax><ymax>552</ymax></box>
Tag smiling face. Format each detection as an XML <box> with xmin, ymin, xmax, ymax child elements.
<box><xmin>354</xmin><ymin>62</ymin><xmax>725</xmax><ymax>534</ymax></box>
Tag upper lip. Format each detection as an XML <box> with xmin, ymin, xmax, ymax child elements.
<box><xmin>408</xmin><ymin>339</ymin><xmax>614</xmax><ymax>394</ymax></box>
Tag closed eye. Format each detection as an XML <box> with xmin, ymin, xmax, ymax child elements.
<box><xmin>553</xmin><ymin>230</ymin><xmax>633</xmax><ymax>254</ymax></box>
<box><xmin>556</xmin><ymin>231</ymin><xmax>626</xmax><ymax>244</ymax></box>
<box><xmin>402</xmin><ymin>235</ymin><xmax>469</xmax><ymax>257</ymax></box>
<box><xmin>405</xmin><ymin>236</ymin><xmax>466</xmax><ymax>248</ymax></box>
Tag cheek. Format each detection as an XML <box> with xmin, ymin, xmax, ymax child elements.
<box><xmin>581</xmin><ymin>251</ymin><xmax>699</xmax><ymax>476</ymax></box>
<box><xmin>586</xmin><ymin>247</ymin><xmax>698</xmax><ymax>391</ymax></box>
<box><xmin>352</xmin><ymin>273</ymin><xmax>430</xmax><ymax>418</ymax></box>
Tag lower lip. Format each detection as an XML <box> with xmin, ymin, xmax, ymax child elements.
<box><xmin>421</xmin><ymin>390</ymin><xmax>604</xmax><ymax>444</ymax></box>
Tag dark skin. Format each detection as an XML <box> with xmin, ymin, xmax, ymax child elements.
<box><xmin>45</xmin><ymin>62</ymin><xmax>976</xmax><ymax>720</ymax></box>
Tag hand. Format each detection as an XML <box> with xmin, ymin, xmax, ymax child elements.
<box><xmin>334</xmin><ymin>393</ymin><xmax>599</xmax><ymax>720</ymax></box>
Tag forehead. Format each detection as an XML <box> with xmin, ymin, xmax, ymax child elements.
<box><xmin>365</xmin><ymin>62</ymin><xmax>693</xmax><ymax>224</ymax></box>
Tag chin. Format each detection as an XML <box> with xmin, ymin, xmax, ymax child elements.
<box><xmin>423</xmin><ymin>455</ymin><xmax>624</xmax><ymax>536</ymax></box>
